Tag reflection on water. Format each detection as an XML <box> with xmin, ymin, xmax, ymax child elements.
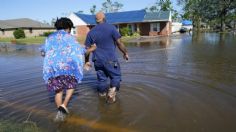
<box><xmin>0</xmin><ymin>33</ymin><xmax>236</xmax><ymax>132</ymax></box>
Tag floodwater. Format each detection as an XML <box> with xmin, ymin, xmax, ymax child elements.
<box><xmin>0</xmin><ymin>33</ymin><xmax>236</xmax><ymax>132</ymax></box>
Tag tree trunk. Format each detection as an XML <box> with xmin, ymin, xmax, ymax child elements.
<box><xmin>234</xmin><ymin>19</ymin><xmax>236</xmax><ymax>29</ymax></box>
<box><xmin>195</xmin><ymin>16</ymin><xmax>201</xmax><ymax>31</ymax></box>
<box><xmin>220</xmin><ymin>17</ymin><xmax>226</xmax><ymax>32</ymax></box>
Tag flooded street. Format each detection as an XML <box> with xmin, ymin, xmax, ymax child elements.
<box><xmin>0</xmin><ymin>33</ymin><xmax>236</xmax><ymax>132</ymax></box>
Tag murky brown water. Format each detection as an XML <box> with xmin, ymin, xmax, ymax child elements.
<box><xmin>0</xmin><ymin>33</ymin><xmax>236</xmax><ymax>132</ymax></box>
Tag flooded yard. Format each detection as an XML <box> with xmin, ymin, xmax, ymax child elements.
<box><xmin>0</xmin><ymin>33</ymin><xmax>236</xmax><ymax>132</ymax></box>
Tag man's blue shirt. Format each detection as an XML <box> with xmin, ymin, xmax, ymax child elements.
<box><xmin>85</xmin><ymin>22</ymin><xmax>121</xmax><ymax>62</ymax></box>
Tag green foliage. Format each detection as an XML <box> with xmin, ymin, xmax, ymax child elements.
<box><xmin>178</xmin><ymin>0</ymin><xmax>236</xmax><ymax>31</ymax></box>
<box><xmin>43</xmin><ymin>31</ymin><xmax>54</xmax><ymax>37</ymax></box>
<box><xmin>90</xmin><ymin>5</ymin><xmax>96</xmax><ymax>14</ymax></box>
<box><xmin>147</xmin><ymin>0</ymin><xmax>174</xmax><ymax>12</ymax></box>
<box><xmin>120</xmin><ymin>27</ymin><xmax>130</xmax><ymax>36</ymax></box>
<box><xmin>132</xmin><ymin>32</ymin><xmax>140</xmax><ymax>37</ymax></box>
<box><xmin>13</xmin><ymin>29</ymin><xmax>26</xmax><ymax>39</ymax></box>
<box><xmin>147</xmin><ymin>0</ymin><xmax>178</xmax><ymax>20</ymax></box>
<box><xmin>101</xmin><ymin>0</ymin><xmax>123</xmax><ymax>13</ymax></box>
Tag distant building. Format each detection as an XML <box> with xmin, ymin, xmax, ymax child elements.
<box><xmin>172</xmin><ymin>22</ymin><xmax>182</xmax><ymax>33</ymax></box>
<box><xmin>181</xmin><ymin>20</ymin><xmax>193</xmax><ymax>30</ymax></box>
<box><xmin>68</xmin><ymin>9</ymin><xmax>172</xmax><ymax>38</ymax></box>
<box><xmin>0</xmin><ymin>18</ymin><xmax>55</xmax><ymax>38</ymax></box>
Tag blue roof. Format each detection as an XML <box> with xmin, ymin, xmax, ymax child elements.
<box><xmin>75</xmin><ymin>13</ymin><xmax>96</xmax><ymax>25</ymax></box>
<box><xmin>75</xmin><ymin>10</ymin><xmax>146</xmax><ymax>25</ymax></box>
<box><xmin>75</xmin><ymin>10</ymin><xmax>170</xmax><ymax>25</ymax></box>
<box><xmin>182</xmin><ymin>20</ymin><xmax>192</xmax><ymax>25</ymax></box>
<box><xmin>144</xmin><ymin>11</ymin><xmax>171</xmax><ymax>21</ymax></box>
<box><xmin>105</xmin><ymin>10</ymin><xmax>146</xmax><ymax>24</ymax></box>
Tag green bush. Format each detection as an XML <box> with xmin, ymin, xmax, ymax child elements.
<box><xmin>120</xmin><ymin>27</ymin><xmax>131</xmax><ymax>36</ymax></box>
<box><xmin>13</xmin><ymin>29</ymin><xmax>26</xmax><ymax>39</ymax></box>
<box><xmin>132</xmin><ymin>31</ymin><xmax>140</xmax><ymax>37</ymax></box>
<box><xmin>43</xmin><ymin>31</ymin><xmax>54</xmax><ymax>37</ymax></box>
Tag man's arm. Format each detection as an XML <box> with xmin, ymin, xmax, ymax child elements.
<box><xmin>116</xmin><ymin>38</ymin><xmax>129</xmax><ymax>60</ymax></box>
<box><xmin>85</xmin><ymin>44</ymin><xmax>96</xmax><ymax>63</ymax></box>
<box><xmin>84</xmin><ymin>44</ymin><xmax>96</xmax><ymax>71</ymax></box>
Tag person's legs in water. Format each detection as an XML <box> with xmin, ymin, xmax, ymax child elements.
<box><xmin>96</xmin><ymin>69</ymin><xmax>109</xmax><ymax>97</ymax></box>
<box><xmin>55</xmin><ymin>91</ymin><xmax>63</xmax><ymax>108</ymax></box>
<box><xmin>58</xmin><ymin>75</ymin><xmax>77</xmax><ymax>114</ymax></box>
<box><xmin>107</xmin><ymin>87</ymin><xmax>116</xmax><ymax>103</ymax></box>
<box><xmin>106</xmin><ymin>61</ymin><xmax>121</xmax><ymax>103</ymax></box>
<box><xmin>59</xmin><ymin>88</ymin><xmax>74</xmax><ymax>114</ymax></box>
<box><xmin>54</xmin><ymin>91</ymin><xmax>66</xmax><ymax>121</ymax></box>
<box><xmin>55</xmin><ymin>88</ymin><xmax>75</xmax><ymax>121</ymax></box>
<box><xmin>48</xmin><ymin>75</ymin><xmax>77</xmax><ymax>121</ymax></box>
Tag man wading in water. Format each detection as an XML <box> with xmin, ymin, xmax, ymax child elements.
<box><xmin>84</xmin><ymin>11</ymin><xmax>129</xmax><ymax>103</ymax></box>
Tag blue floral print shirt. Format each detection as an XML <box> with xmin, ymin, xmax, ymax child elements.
<box><xmin>42</xmin><ymin>30</ymin><xmax>86</xmax><ymax>83</ymax></box>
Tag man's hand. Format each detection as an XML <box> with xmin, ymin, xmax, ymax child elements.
<box><xmin>84</xmin><ymin>62</ymin><xmax>92</xmax><ymax>71</ymax></box>
<box><xmin>41</xmin><ymin>51</ymin><xmax>45</xmax><ymax>57</ymax></box>
<box><xmin>123</xmin><ymin>53</ymin><xmax>129</xmax><ymax>61</ymax></box>
<box><xmin>116</xmin><ymin>38</ymin><xmax>129</xmax><ymax>61</ymax></box>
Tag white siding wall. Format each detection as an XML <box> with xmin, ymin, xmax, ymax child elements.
<box><xmin>68</xmin><ymin>13</ymin><xmax>88</xmax><ymax>26</ymax></box>
<box><xmin>68</xmin><ymin>13</ymin><xmax>88</xmax><ymax>36</ymax></box>
<box><xmin>169</xmin><ymin>11</ymin><xmax>172</xmax><ymax>22</ymax></box>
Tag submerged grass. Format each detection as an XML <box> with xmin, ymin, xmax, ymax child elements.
<box><xmin>0</xmin><ymin>36</ymin><xmax>46</xmax><ymax>44</ymax></box>
<box><xmin>0</xmin><ymin>35</ymin><xmax>137</xmax><ymax>45</ymax></box>
<box><xmin>0</xmin><ymin>120</ymin><xmax>41</xmax><ymax>132</ymax></box>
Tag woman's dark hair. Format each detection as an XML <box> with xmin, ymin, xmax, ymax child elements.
<box><xmin>54</xmin><ymin>17</ymin><xmax>74</xmax><ymax>30</ymax></box>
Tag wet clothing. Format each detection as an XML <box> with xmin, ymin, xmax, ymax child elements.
<box><xmin>85</xmin><ymin>22</ymin><xmax>121</xmax><ymax>92</ymax></box>
<box><xmin>47</xmin><ymin>75</ymin><xmax>77</xmax><ymax>93</ymax></box>
<box><xmin>42</xmin><ymin>30</ymin><xmax>86</xmax><ymax>92</ymax></box>
<box><xmin>94</xmin><ymin>60</ymin><xmax>121</xmax><ymax>92</ymax></box>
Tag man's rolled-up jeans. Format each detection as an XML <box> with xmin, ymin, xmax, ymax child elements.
<box><xmin>94</xmin><ymin>60</ymin><xmax>121</xmax><ymax>93</ymax></box>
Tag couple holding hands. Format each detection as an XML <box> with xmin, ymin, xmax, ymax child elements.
<box><xmin>41</xmin><ymin>12</ymin><xmax>129</xmax><ymax>121</ymax></box>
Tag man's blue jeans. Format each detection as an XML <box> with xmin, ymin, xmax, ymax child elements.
<box><xmin>94</xmin><ymin>60</ymin><xmax>121</xmax><ymax>93</ymax></box>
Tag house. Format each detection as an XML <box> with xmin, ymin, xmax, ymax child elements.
<box><xmin>181</xmin><ymin>20</ymin><xmax>193</xmax><ymax>31</ymax></box>
<box><xmin>172</xmin><ymin>22</ymin><xmax>182</xmax><ymax>33</ymax></box>
<box><xmin>68</xmin><ymin>9</ymin><xmax>172</xmax><ymax>38</ymax></box>
<box><xmin>0</xmin><ymin>18</ymin><xmax>55</xmax><ymax>38</ymax></box>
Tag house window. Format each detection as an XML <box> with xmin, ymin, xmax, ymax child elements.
<box><xmin>134</xmin><ymin>24</ymin><xmax>137</xmax><ymax>32</ymax></box>
<box><xmin>1</xmin><ymin>29</ymin><xmax>5</xmax><ymax>35</ymax></box>
<box><xmin>151</xmin><ymin>23</ymin><xmax>160</xmax><ymax>32</ymax></box>
<box><xmin>114</xmin><ymin>25</ymin><xmax>120</xmax><ymax>32</ymax></box>
<box><xmin>29</xmin><ymin>28</ymin><xmax>33</xmax><ymax>33</ymax></box>
<box><xmin>127</xmin><ymin>24</ymin><xmax>136</xmax><ymax>34</ymax></box>
<box><xmin>71</xmin><ymin>28</ymin><xmax>76</xmax><ymax>35</ymax></box>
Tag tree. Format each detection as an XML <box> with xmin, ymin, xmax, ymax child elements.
<box><xmin>90</xmin><ymin>5</ymin><xmax>97</xmax><ymax>14</ymax></box>
<box><xmin>113</xmin><ymin>2</ymin><xmax>123</xmax><ymax>12</ymax></box>
<box><xmin>178</xmin><ymin>0</ymin><xmax>236</xmax><ymax>31</ymax></box>
<box><xmin>51</xmin><ymin>18</ymin><xmax>56</xmax><ymax>26</ymax></box>
<box><xmin>147</xmin><ymin>0</ymin><xmax>179</xmax><ymax>20</ymax></box>
<box><xmin>78</xmin><ymin>10</ymin><xmax>84</xmax><ymax>13</ymax></box>
<box><xmin>148</xmin><ymin>0</ymin><xmax>173</xmax><ymax>12</ymax></box>
<box><xmin>101</xmin><ymin>0</ymin><xmax>123</xmax><ymax>13</ymax></box>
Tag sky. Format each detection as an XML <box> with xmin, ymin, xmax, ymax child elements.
<box><xmin>0</xmin><ymin>0</ymin><xmax>182</xmax><ymax>23</ymax></box>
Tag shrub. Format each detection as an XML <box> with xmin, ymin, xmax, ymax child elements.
<box><xmin>43</xmin><ymin>31</ymin><xmax>54</xmax><ymax>37</ymax></box>
<box><xmin>120</xmin><ymin>27</ymin><xmax>131</xmax><ymax>36</ymax></box>
<box><xmin>13</xmin><ymin>29</ymin><xmax>26</xmax><ymax>39</ymax></box>
<box><xmin>132</xmin><ymin>31</ymin><xmax>140</xmax><ymax>37</ymax></box>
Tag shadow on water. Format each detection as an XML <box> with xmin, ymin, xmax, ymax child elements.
<box><xmin>0</xmin><ymin>33</ymin><xmax>236</xmax><ymax>132</ymax></box>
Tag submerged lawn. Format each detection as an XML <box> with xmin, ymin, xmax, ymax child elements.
<box><xmin>0</xmin><ymin>37</ymin><xmax>46</xmax><ymax>44</ymax></box>
<box><xmin>0</xmin><ymin>120</ymin><xmax>41</xmax><ymax>132</ymax></box>
<box><xmin>0</xmin><ymin>36</ymin><xmax>138</xmax><ymax>45</ymax></box>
